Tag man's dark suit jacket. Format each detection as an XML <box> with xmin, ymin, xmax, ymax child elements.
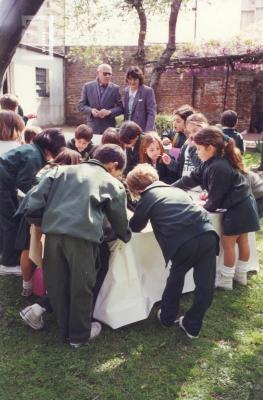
<box><xmin>124</xmin><ymin>84</ymin><xmax>156</xmax><ymax>132</ymax></box>
<box><xmin>78</xmin><ymin>80</ymin><xmax>124</xmax><ymax>134</ymax></box>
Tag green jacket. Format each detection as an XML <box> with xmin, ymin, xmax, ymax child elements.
<box><xmin>0</xmin><ymin>144</ymin><xmax>46</xmax><ymax>193</ymax></box>
<box><xmin>25</xmin><ymin>160</ymin><xmax>131</xmax><ymax>244</ymax></box>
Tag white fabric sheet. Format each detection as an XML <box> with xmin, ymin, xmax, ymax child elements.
<box><xmin>93</xmin><ymin>212</ymin><xmax>260</xmax><ymax>329</ymax></box>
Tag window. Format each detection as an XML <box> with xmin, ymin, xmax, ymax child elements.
<box><xmin>36</xmin><ymin>67</ymin><xmax>49</xmax><ymax>97</ymax></box>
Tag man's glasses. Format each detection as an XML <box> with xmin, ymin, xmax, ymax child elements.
<box><xmin>102</xmin><ymin>72</ymin><xmax>112</xmax><ymax>76</ymax></box>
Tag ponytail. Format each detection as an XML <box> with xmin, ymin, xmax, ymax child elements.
<box><xmin>194</xmin><ymin>126</ymin><xmax>245</xmax><ymax>173</ymax></box>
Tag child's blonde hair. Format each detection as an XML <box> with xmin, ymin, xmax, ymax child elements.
<box><xmin>0</xmin><ymin>110</ymin><xmax>25</xmax><ymax>141</ymax></box>
<box><xmin>186</xmin><ymin>112</ymin><xmax>208</xmax><ymax>128</ymax></box>
<box><xmin>126</xmin><ymin>163</ymin><xmax>159</xmax><ymax>196</ymax></box>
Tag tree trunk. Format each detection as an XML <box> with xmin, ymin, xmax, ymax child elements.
<box><xmin>125</xmin><ymin>0</ymin><xmax>147</xmax><ymax>68</ymax></box>
<box><xmin>150</xmin><ymin>0</ymin><xmax>182</xmax><ymax>93</ymax></box>
<box><xmin>0</xmin><ymin>0</ymin><xmax>45</xmax><ymax>89</ymax></box>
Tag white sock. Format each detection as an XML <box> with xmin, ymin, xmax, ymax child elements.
<box><xmin>236</xmin><ymin>260</ymin><xmax>249</xmax><ymax>273</ymax></box>
<box><xmin>23</xmin><ymin>280</ymin><xmax>32</xmax><ymax>290</ymax></box>
<box><xmin>31</xmin><ymin>303</ymin><xmax>46</xmax><ymax>317</ymax></box>
<box><xmin>221</xmin><ymin>265</ymin><xmax>235</xmax><ymax>278</ymax></box>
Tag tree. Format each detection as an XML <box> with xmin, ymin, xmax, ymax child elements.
<box><xmin>0</xmin><ymin>0</ymin><xmax>45</xmax><ymax>89</ymax></box>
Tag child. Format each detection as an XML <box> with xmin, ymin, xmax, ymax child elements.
<box><xmin>23</xmin><ymin>126</ymin><xmax>41</xmax><ymax>144</ymax></box>
<box><xmin>162</xmin><ymin>104</ymin><xmax>195</xmax><ymax>148</ymax></box>
<box><xmin>0</xmin><ymin>110</ymin><xmax>23</xmax><ymax>155</ymax></box>
<box><xmin>24</xmin><ymin>144</ymin><xmax>131</xmax><ymax>347</ymax></box>
<box><xmin>16</xmin><ymin>148</ymin><xmax>82</xmax><ymax>297</ymax></box>
<box><xmin>173</xmin><ymin>126</ymin><xmax>260</xmax><ymax>289</ymax></box>
<box><xmin>119</xmin><ymin>121</ymin><xmax>144</xmax><ymax>176</ymax></box>
<box><xmin>172</xmin><ymin>113</ymin><xmax>208</xmax><ymax>181</ymax></box>
<box><xmin>102</xmin><ymin>127</ymin><xmax>124</xmax><ymax>148</ymax></box>
<box><xmin>67</xmin><ymin>124</ymin><xmax>96</xmax><ymax>160</ymax></box>
<box><xmin>127</xmin><ymin>163</ymin><xmax>218</xmax><ymax>339</ymax></box>
<box><xmin>220</xmin><ymin>110</ymin><xmax>244</xmax><ymax>154</ymax></box>
<box><xmin>0</xmin><ymin>93</ymin><xmax>36</xmax><ymax>125</ymax></box>
<box><xmin>139</xmin><ymin>132</ymin><xmax>177</xmax><ymax>184</ymax></box>
<box><xmin>0</xmin><ymin>128</ymin><xmax>66</xmax><ymax>275</ymax></box>
<box><xmin>247</xmin><ymin>170</ymin><xmax>263</xmax><ymax>218</ymax></box>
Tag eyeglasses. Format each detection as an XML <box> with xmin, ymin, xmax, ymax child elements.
<box><xmin>102</xmin><ymin>72</ymin><xmax>112</xmax><ymax>76</ymax></box>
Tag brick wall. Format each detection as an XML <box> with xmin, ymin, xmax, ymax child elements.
<box><xmin>65</xmin><ymin>46</ymin><xmax>262</xmax><ymax>132</ymax></box>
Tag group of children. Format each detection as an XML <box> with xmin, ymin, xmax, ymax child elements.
<box><xmin>0</xmin><ymin>92</ymin><xmax>262</xmax><ymax>347</ymax></box>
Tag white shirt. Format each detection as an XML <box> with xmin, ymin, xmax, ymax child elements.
<box><xmin>0</xmin><ymin>140</ymin><xmax>20</xmax><ymax>156</ymax></box>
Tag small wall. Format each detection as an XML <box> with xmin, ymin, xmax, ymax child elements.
<box><xmin>65</xmin><ymin>45</ymin><xmax>263</xmax><ymax>132</ymax></box>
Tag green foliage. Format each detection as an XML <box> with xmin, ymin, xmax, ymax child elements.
<box><xmin>67</xmin><ymin>46</ymin><xmax>126</xmax><ymax>69</ymax></box>
<box><xmin>155</xmin><ymin>113</ymin><xmax>173</xmax><ymax>134</ymax></box>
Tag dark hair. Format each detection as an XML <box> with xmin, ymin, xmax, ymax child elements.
<box><xmin>0</xmin><ymin>93</ymin><xmax>19</xmax><ymax>111</ymax></box>
<box><xmin>24</xmin><ymin>126</ymin><xmax>40</xmax><ymax>144</ymax></box>
<box><xmin>221</xmin><ymin>110</ymin><xmax>238</xmax><ymax>128</ymax></box>
<box><xmin>75</xmin><ymin>124</ymin><xmax>93</xmax><ymax>141</ymax></box>
<box><xmin>194</xmin><ymin>126</ymin><xmax>245</xmax><ymax>172</ymax></box>
<box><xmin>93</xmin><ymin>144</ymin><xmax>126</xmax><ymax>170</ymax></box>
<box><xmin>173</xmin><ymin>104</ymin><xmax>195</xmax><ymax>122</ymax></box>
<box><xmin>33</xmin><ymin>128</ymin><xmax>66</xmax><ymax>157</ymax></box>
<box><xmin>139</xmin><ymin>132</ymin><xmax>164</xmax><ymax>163</ymax></box>
<box><xmin>53</xmin><ymin>147</ymin><xmax>82</xmax><ymax>165</ymax></box>
<box><xmin>0</xmin><ymin>110</ymin><xmax>25</xmax><ymax>141</ymax></box>
<box><xmin>102</xmin><ymin>127</ymin><xmax>124</xmax><ymax>148</ymax></box>
<box><xmin>126</xmin><ymin>66</ymin><xmax>144</xmax><ymax>85</ymax></box>
<box><xmin>119</xmin><ymin>121</ymin><xmax>142</xmax><ymax>145</ymax></box>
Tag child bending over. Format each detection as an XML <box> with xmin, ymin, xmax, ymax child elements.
<box><xmin>67</xmin><ymin>124</ymin><xmax>96</xmax><ymax>160</ymax></box>
<box><xmin>173</xmin><ymin>126</ymin><xmax>260</xmax><ymax>290</ymax></box>
<box><xmin>127</xmin><ymin>163</ymin><xmax>218</xmax><ymax>339</ymax></box>
<box><xmin>25</xmin><ymin>144</ymin><xmax>131</xmax><ymax>348</ymax></box>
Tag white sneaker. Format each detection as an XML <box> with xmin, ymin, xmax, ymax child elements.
<box><xmin>216</xmin><ymin>273</ymin><xmax>233</xmax><ymax>290</ymax></box>
<box><xmin>70</xmin><ymin>322</ymin><xmax>102</xmax><ymax>348</ymax></box>
<box><xmin>234</xmin><ymin>271</ymin><xmax>247</xmax><ymax>286</ymax></box>
<box><xmin>179</xmin><ymin>316</ymin><xmax>199</xmax><ymax>339</ymax></box>
<box><xmin>0</xmin><ymin>265</ymin><xmax>22</xmax><ymax>276</ymax></box>
<box><xmin>19</xmin><ymin>305</ymin><xmax>44</xmax><ymax>330</ymax></box>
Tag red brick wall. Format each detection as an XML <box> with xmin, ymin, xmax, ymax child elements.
<box><xmin>65</xmin><ymin>46</ymin><xmax>261</xmax><ymax>132</ymax></box>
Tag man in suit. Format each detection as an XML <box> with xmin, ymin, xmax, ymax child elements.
<box><xmin>124</xmin><ymin>66</ymin><xmax>157</xmax><ymax>132</ymax></box>
<box><xmin>78</xmin><ymin>64</ymin><xmax>124</xmax><ymax>134</ymax></box>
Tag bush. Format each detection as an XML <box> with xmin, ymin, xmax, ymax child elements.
<box><xmin>155</xmin><ymin>113</ymin><xmax>173</xmax><ymax>135</ymax></box>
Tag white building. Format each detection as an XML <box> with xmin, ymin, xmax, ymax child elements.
<box><xmin>241</xmin><ymin>0</ymin><xmax>263</xmax><ymax>29</ymax></box>
<box><xmin>4</xmin><ymin>44</ymin><xmax>65</xmax><ymax>127</ymax></box>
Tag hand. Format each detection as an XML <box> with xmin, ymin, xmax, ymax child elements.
<box><xmin>97</xmin><ymin>109</ymin><xmax>111</xmax><ymax>118</ymax></box>
<box><xmin>162</xmin><ymin>138</ymin><xmax>171</xmax><ymax>146</ymax></box>
<box><xmin>199</xmin><ymin>191</ymin><xmax>208</xmax><ymax>201</ymax></box>
<box><xmin>26</xmin><ymin>113</ymin><xmax>37</xmax><ymax>119</ymax></box>
<box><xmin>91</xmin><ymin>108</ymin><xmax>100</xmax><ymax>117</ymax></box>
<box><xmin>161</xmin><ymin>153</ymin><xmax>172</xmax><ymax>165</ymax></box>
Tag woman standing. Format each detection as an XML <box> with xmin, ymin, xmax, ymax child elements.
<box><xmin>124</xmin><ymin>66</ymin><xmax>157</xmax><ymax>132</ymax></box>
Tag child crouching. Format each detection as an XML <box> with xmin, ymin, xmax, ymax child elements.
<box><xmin>126</xmin><ymin>164</ymin><xmax>218</xmax><ymax>339</ymax></box>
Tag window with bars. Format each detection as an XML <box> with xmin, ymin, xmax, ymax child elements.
<box><xmin>36</xmin><ymin>67</ymin><xmax>49</xmax><ymax>97</ymax></box>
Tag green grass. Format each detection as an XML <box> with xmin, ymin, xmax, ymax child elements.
<box><xmin>0</xmin><ymin>153</ymin><xmax>262</xmax><ymax>400</ymax></box>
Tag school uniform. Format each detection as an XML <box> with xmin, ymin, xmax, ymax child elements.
<box><xmin>173</xmin><ymin>156</ymin><xmax>260</xmax><ymax>235</ymax></box>
<box><xmin>25</xmin><ymin>160</ymin><xmax>131</xmax><ymax>345</ymax></box>
<box><xmin>146</xmin><ymin>156</ymin><xmax>177</xmax><ymax>184</ymax></box>
<box><xmin>0</xmin><ymin>144</ymin><xmax>46</xmax><ymax>266</ymax></box>
<box><xmin>162</xmin><ymin>130</ymin><xmax>187</xmax><ymax>149</ymax></box>
<box><xmin>171</xmin><ymin>143</ymin><xmax>202</xmax><ymax>181</ymax></box>
<box><xmin>123</xmin><ymin>134</ymin><xmax>144</xmax><ymax>176</ymax></box>
<box><xmin>67</xmin><ymin>138</ymin><xmax>97</xmax><ymax>160</ymax></box>
<box><xmin>130</xmin><ymin>182</ymin><xmax>218</xmax><ymax>337</ymax></box>
<box><xmin>222</xmin><ymin>127</ymin><xmax>244</xmax><ymax>154</ymax></box>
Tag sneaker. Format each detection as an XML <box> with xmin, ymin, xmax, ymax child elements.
<box><xmin>234</xmin><ymin>271</ymin><xmax>247</xmax><ymax>286</ymax></box>
<box><xmin>216</xmin><ymin>273</ymin><xmax>233</xmax><ymax>290</ymax></box>
<box><xmin>179</xmin><ymin>316</ymin><xmax>199</xmax><ymax>339</ymax></box>
<box><xmin>19</xmin><ymin>305</ymin><xmax>44</xmax><ymax>330</ymax></box>
<box><xmin>70</xmin><ymin>322</ymin><xmax>102</xmax><ymax>348</ymax></box>
<box><xmin>21</xmin><ymin>287</ymin><xmax>33</xmax><ymax>297</ymax></box>
<box><xmin>0</xmin><ymin>265</ymin><xmax>22</xmax><ymax>276</ymax></box>
<box><xmin>157</xmin><ymin>309</ymin><xmax>179</xmax><ymax>327</ymax></box>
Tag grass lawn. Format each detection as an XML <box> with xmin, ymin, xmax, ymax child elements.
<box><xmin>0</xmin><ymin>153</ymin><xmax>262</xmax><ymax>400</ymax></box>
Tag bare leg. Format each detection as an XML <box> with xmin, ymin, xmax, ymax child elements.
<box><xmin>221</xmin><ymin>235</ymin><xmax>239</xmax><ymax>267</ymax></box>
<box><xmin>20</xmin><ymin>250</ymin><xmax>34</xmax><ymax>281</ymax></box>
<box><xmin>236</xmin><ymin>233</ymin><xmax>250</xmax><ymax>261</ymax></box>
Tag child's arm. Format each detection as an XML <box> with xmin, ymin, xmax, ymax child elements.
<box><xmin>129</xmin><ymin>199</ymin><xmax>150</xmax><ymax>233</ymax></box>
<box><xmin>172</xmin><ymin>163</ymin><xmax>204</xmax><ymax>190</ymax></box>
<box><xmin>105</xmin><ymin>185</ymin><xmax>131</xmax><ymax>243</ymax></box>
<box><xmin>24</xmin><ymin>172</ymin><xmax>55</xmax><ymax>226</ymax></box>
<box><xmin>203</xmin><ymin>165</ymin><xmax>232</xmax><ymax>212</ymax></box>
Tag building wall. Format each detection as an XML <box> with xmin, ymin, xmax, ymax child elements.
<box><xmin>66</xmin><ymin>46</ymin><xmax>261</xmax><ymax>132</ymax></box>
<box><xmin>10</xmin><ymin>47</ymin><xmax>65</xmax><ymax>126</ymax></box>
